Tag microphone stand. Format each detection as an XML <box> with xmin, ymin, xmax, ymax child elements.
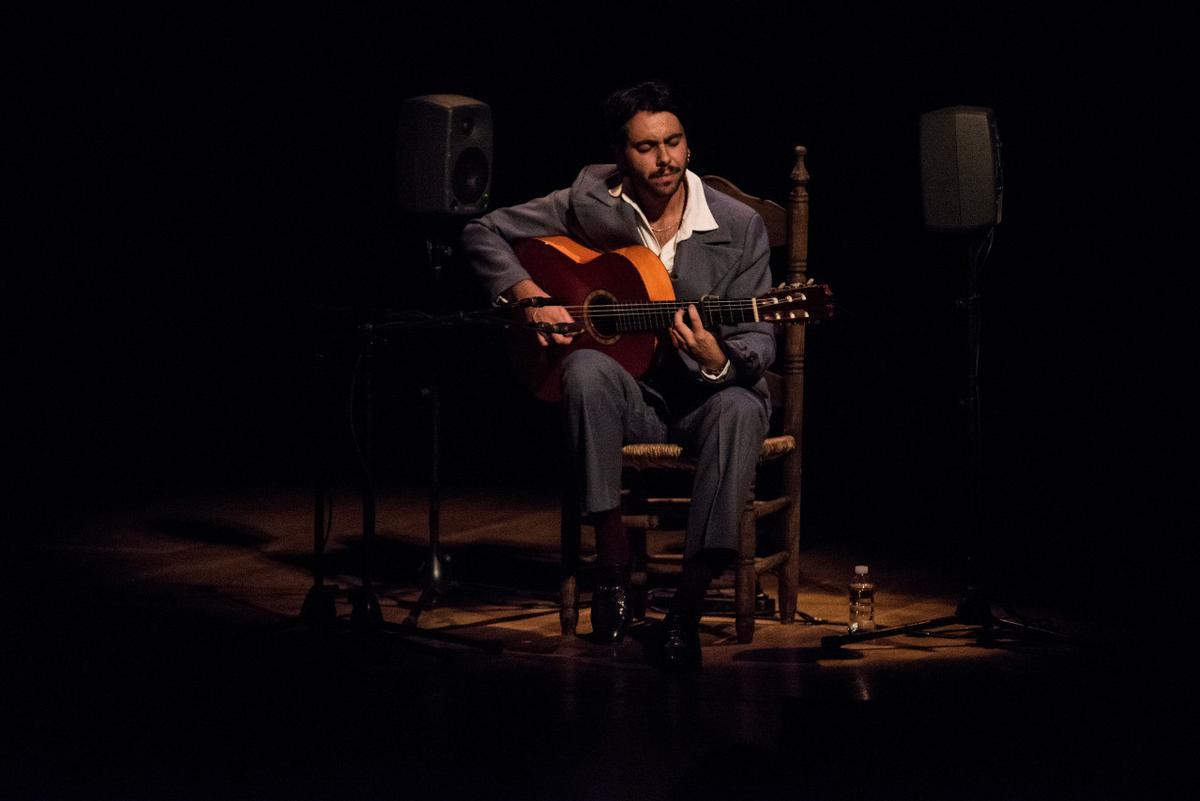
<box><xmin>300</xmin><ymin>292</ymin><xmax>560</xmax><ymax>651</ymax></box>
<box><xmin>399</xmin><ymin>293</ymin><xmax>573</xmax><ymax>625</ymax></box>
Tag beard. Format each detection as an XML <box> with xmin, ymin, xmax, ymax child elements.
<box><xmin>637</xmin><ymin>167</ymin><xmax>685</xmax><ymax>200</ymax></box>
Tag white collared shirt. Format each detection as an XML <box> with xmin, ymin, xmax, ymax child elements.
<box><xmin>609</xmin><ymin>169</ymin><xmax>730</xmax><ymax>381</ymax></box>
<box><xmin>608</xmin><ymin>169</ymin><xmax>719</xmax><ymax>273</ymax></box>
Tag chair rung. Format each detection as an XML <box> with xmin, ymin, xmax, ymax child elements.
<box><xmin>754</xmin><ymin>551</ymin><xmax>789</xmax><ymax>573</ymax></box>
<box><xmin>706</xmin><ymin>553</ymin><xmax>789</xmax><ymax>589</ymax></box>
<box><xmin>622</xmin><ymin>498</ymin><xmax>690</xmax><ymax>530</ymax></box>
<box><xmin>622</xmin><ymin>515</ymin><xmax>685</xmax><ymax>530</ymax></box>
<box><xmin>753</xmin><ymin>496</ymin><xmax>792</xmax><ymax>517</ymax></box>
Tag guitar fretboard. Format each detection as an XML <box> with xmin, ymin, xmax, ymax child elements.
<box><xmin>566</xmin><ymin>300</ymin><xmax>759</xmax><ymax>333</ymax></box>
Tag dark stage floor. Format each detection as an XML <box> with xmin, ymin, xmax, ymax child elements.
<box><xmin>5</xmin><ymin>482</ymin><xmax>1184</xmax><ymax>800</ymax></box>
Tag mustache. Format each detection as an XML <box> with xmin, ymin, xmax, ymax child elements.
<box><xmin>650</xmin><ymin>167</ymin><xmax>681</xmax><ymax>178</ymax></box>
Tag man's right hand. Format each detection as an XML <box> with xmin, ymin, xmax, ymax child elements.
<box><xmin>507</xmin><ymin>279</ymin><xmax>578</xmax><ymax>347</ymax></box>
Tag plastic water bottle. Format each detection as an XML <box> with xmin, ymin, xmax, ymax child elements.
<box><xmin>848</xmin><ymin>565</ymin><xmax>875</xmax><ymax>633</ymax></box>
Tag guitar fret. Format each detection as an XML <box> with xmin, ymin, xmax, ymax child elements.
<box><xmin>602</xmin><ymin>300</ymin><xmax>767</xmax><ymax>333</ymax></box>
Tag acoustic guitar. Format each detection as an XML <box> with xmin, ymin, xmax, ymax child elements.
<box><xmin>509</xmin><ymin>235</ymin><xmax>833</xmax><ymax>401</ymax></box>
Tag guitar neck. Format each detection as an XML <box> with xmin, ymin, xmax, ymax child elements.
<box><xmin>599</xmin><ymin>299</ymin><xmax>762</xmax><ymax>333</ymax></box>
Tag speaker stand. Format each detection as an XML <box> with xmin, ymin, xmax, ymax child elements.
<box><xmin>301</xmin><ymin>346</ymin><xmax>345</xmax><ymax>629</ymax></box>
<box><xmin>822</xmin><ymin>228</ymin><xmax>1067</xmax><ymax>652</ymax></box>
<box><xmin>350</xmin><ymin>324</ymin><xmax>386</xmax><ymax>627</ymax></box>
<box><xmin>402</xmin><ymin>379</ymin><xmax>457</xmax><ymax>627</ymax></box>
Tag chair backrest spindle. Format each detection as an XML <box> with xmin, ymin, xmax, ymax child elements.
<box><xmin>701</xmin><ymin>145</ymin><xmax>810</xmax><ymax>439</ymax></box>
<box><xmin>702</xmin><ymin>146</ymin><xmax>810</xmax><ymax>562</ymax></box>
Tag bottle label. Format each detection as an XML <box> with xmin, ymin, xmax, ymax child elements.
<box><xmin>848</xmin><ymin>581</ymin><xmax>875</xmax><ymax>632</ymax></box>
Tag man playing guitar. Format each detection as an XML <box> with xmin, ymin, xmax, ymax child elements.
<box><xmin>462</xmin><ymin>81</ymin><xmax>776</xmax><ymax>671</ymax></box>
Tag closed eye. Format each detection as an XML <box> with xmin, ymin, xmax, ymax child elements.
<box><xmin>633</xmin><ymin>134</ymin><xmax>683</xmax><ymax>154</ymax></box>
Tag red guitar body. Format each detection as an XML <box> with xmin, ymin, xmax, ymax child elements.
<box><xmin>510</xmin><ymin>236</ymin><xmax>675</xmax><ymax>402</ymax></box>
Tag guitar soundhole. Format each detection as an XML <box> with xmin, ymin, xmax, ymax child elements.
<box><xmin>583</xmin><ymin>289</ymin><xmax>620</xmax><ymax>344</ymax></box>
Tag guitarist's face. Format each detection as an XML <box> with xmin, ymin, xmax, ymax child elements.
<box><xmin>617</xmin><ymin>111</ymin><xmax>689</xmax><ymax>203</ymax></box>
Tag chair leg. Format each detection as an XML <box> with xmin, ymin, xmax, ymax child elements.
<box><xmin>778</xmin><ymin>501</ymin><xmax>801</xmax><ymax>624</ymax></box>
<box><xmin>560</xmin><ymin>491</ymin><xmax>581</xmax><ymax>636</ymax></box>
<box><xmin>735</xmin><ymin>489</ymin><xmax>757</xmax><ymax>644</ymax></box>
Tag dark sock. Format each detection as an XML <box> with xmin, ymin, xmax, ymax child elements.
<box><xmin>669</xmin><ymin>549</ymin><xmax>736</xmax><ymax>623</ymax></box>
<box><xmin>592</xmin><ymin>508</ymin><xmax>629</xmax><ymax>584</ymax></box>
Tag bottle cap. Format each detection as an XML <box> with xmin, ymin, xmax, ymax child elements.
<box><xmin>854</xmin><ymin>565</ymin><xmax>869</xmax><ymax>575</ymax></box>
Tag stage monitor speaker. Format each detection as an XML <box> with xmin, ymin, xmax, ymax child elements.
<box><xmin>397</xmin><ymin>94</ymin><xmax>492</xmax><ymax>215</ymax></box>
<box><xmin>920</xmin><ymin>106</ymin><xmax>1003</xmax><ymax>231</ymax></box>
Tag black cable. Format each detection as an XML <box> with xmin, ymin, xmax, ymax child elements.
<box><xmin>970</xmin><ymin>226</ymin><xmax>996</xmax><ymax>414</ymax></box>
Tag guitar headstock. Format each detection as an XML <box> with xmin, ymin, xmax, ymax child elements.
<box><xmin>757</xmin><ymin>281</ymin><xmax>834</xmax><ymax>323</ymax></box>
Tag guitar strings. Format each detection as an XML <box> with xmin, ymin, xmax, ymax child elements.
<box><xmin>549</xmin><ymin>300</ymin><xmax>787</xmax><ymax>322</ymax></box>
<box><xmin>551</xmin><ymin>301</ymin><xmax>763</xmax><ymax>315</ymax></box>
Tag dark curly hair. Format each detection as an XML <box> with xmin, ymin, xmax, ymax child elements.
<box><xmin>602</xmin><ymin>81</ymin><xmax>686</xmax><ymax>152</ymax></box>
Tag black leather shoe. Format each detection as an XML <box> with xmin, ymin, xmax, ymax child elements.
<box><xmin>591</xmin><ymin>583</ymin><xmax>630</xmax><ymax>644</ymax></box>
<box><xmin>658</xmin><ymin>612</ymin><xmax>702</xmax><ymax>672</ymax></box>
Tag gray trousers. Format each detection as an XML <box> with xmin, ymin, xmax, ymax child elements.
<box><xmin>560</xmin><ymin>349</ymin><xmax>769</xmax><ymax>558</ymax></box>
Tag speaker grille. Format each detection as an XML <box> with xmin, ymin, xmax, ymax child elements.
<box><xmin>397</xmin><ymin>95</ymin><xmax>493</xmax><ymax>215</ymax></box>
<box><xmin>452</xmin><ymin>146</ymin><xmax>490</xmax><ymax>207</ymax></box>
<box><xmin>920</xmin><ymin>106</ymin><xmax>1001</xmax><ymax>232</ymax></box>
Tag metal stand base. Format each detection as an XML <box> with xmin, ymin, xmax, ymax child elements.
<box><xmin>403</xmin><ymin>549</ymin><xmax>454</xmax><ymax>627</ymax></box>
<box><xmin>348</xmin><ymin>585</ymin><xmax>384</xmax><ymax>626</ymax></box>
<box><xmin>300</xmin><ymin>583</ymin><xmax>340</xmax><ymax>628</ymax></box>
<box><xmin>821</xmin><ymin>587</ymin><xmax>1067</xmax><ymax>651</ymax></box>
<box><xmin>319</xmin><ymin>581</ymin><xmax>503</xmax><ymax>654</ymax></box>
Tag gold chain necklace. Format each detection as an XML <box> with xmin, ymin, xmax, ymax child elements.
<box><xmin>649</xmin><ymin>213</ymin><xmax>681</xmax><ymax>233</ymax></box>
<box><xmin>647</xmin><ymin>181</ymin><xmax>686</xmax><ymax>234</ymax></box>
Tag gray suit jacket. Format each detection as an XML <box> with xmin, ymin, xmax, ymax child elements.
<box><xmin>461</xmin><ymin>165</ymin><xmax>776</xmax><ymax>413</ymax></box>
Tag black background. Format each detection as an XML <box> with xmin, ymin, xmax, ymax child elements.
<box><xmin>14</xmin><ymin>2</ymin><xmax>1192</xmax><ymax>607</ymax></box>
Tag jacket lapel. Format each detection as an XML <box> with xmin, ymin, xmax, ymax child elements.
<box><xmin>571</xmin><ymin>166</ymin><xmax>642</xmax><ymax>251</ymax></box>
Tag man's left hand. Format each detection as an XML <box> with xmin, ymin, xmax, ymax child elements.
<box><xmin>669</xmin><ymin>305</ymin><xmax>728</xmax><ymax>373</ymax></box>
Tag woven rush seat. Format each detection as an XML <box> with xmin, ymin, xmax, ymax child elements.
<box><xmin>621</xmin><ymin>435</ymin><xmax>796</xmax><ymax>471</ymax></box>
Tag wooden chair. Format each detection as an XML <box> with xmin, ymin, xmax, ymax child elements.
<box><xmin>559</xmin><ymin>146</ymin><xmax>813</xmax><ymax>644</ymax></box>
